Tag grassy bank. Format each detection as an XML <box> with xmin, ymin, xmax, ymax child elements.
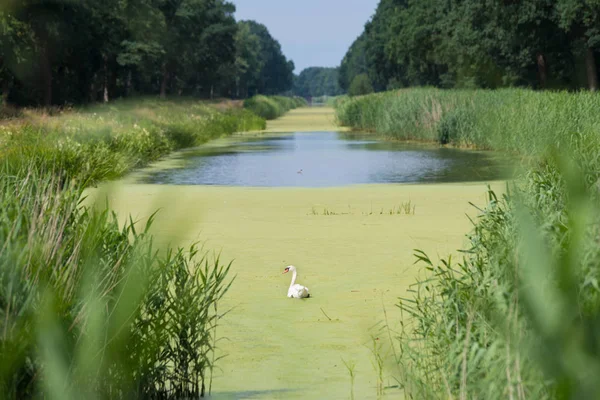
<box><xmin>336</xmin><ymin>88</ymin><xmax>600</xmax><ymax>154</ymax></box>
<box><xmin>0</xmin><ymin>98</ymin><xmax>267</xmax><ymax>398</ymax></box>
<box><xmin>336</xmin><ymin>89</ymin><xmax>600</xmax><ymax>398</ymax></box>
<box><xmin>1</xmin><ymin>98</ymin><xmax>266</xmax><ymax>185</ymax></box>
<box><xmin>243</xmin><ymin>95</ymin><xmax>307</xmax><ymax>120</ymax></box>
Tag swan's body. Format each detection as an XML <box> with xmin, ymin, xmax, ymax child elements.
<box><xmin>283</xmin><ymin>265</ymin><xmax>310</xmax><ymax>298</ymax></box>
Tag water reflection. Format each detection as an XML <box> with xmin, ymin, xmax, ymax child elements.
<box><xmin>141</xmin><ymin>132</ymin><xmax>512</xmax><ymax>187</ymax></box>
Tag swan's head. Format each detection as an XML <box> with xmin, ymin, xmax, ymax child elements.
<box><xmin>282</xmin><ymin>265</ymin><xmax>296</xmax><ymax>274</ymax></box>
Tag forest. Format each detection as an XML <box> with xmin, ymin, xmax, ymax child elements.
<box><xmin>0</xmin><ymin>0</ymin><xmax>295</xmax><ymax>106</ymax></box>
<box><xmin>340</xmin><ymin>0</ymin><xmax>600</xmax><ymax>93</ymax></box>
<box><xmin>293</xmin><ymin>67</ymin><xmax>343</xmax><ymax>98</ymax></box>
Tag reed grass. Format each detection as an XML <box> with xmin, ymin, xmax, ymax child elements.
<box><xmin>341</xmin><ymin>358</ymin><xmax>357</xmax><ymax>400</ymax></box>
<box><xmin>0</xmin><ymin>98</ymin><xmax>266</xmax><ymax>185</ymax></box>
<box><xmin>335</xmin><ymin>88</ymin><xmax>600</xmax><ymax>155</ymax></box>
<box><xmin>0</xmin><ymin>98</ymin><xmax>254</xmax><ymax>398</ymax></box>
<box><xmin>0</xmin><ymin>163</ymin><xmax>234</xmax><ymax>399</ymax></box>
<box><xmin>338</xmin><ymin>89</ymin><xmax>600</xmax><ymax>398</ymax></box>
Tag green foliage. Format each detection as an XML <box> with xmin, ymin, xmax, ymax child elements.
<box><xmin>339</xmin><ymin>32</ymin><xmax>368</xmax><ymax>92</ymax></box>
<box><xmin>0</xmin><ymin>98</ymin><xmax>258</xmax><ymax>398</ymax></box>
<box><xmin>243</xmin><ymin>95</ymin><xmax>306</xmax><ymax>120</ymax></box>
<box><xmin>340</xmin><ymin>0</ymin><xmax>600</xmax><ymax>91</ymax></box>
<box><xmin>0</xmin><ymin>99</ymin><xmax>265</xmax><ymax>185</ymax></box>
<box><xmin>234</xmin><ymin>20</ymin><xmax>295</xmax><ymax>97</ymax></box>
<box><xmin>0</xmin><ymin>1</ymin><xmax>294</xmax><ymax>106</ymax></box>
<box><xmin>0</xmin><ymin>164</ymin><xmax>233</xmax><ymax>398</ymax></box>
<box><xmin>339</xmin><ymin>88</ymin><xmax>600</xmax><ymax>398</ymax></box>
<box><xmin>348</xmin><ymin>74</ymin><xmax>374</xmax><ymax>97</ymax></box>
<box><xmin>336</xmin><ymin>88</ymin><xmax>600</xmax><ymax>151</ymax></box>
<box><xmin>294</xmin><ymin>67</ymin><xmax>344</xmax><ymax>98</ymax></box>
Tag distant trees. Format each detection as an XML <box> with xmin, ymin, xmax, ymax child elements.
<box><xmin>293</xmin><ymin>67</ymin><xmax>343</xmax><ymax>98</ymax></box>
<box><xmin>340</xmin><ymin>0</ymin><xmax>600</xmax><ymax>92</ymax></box>
<box><xmin>0</xmin><ymin>1</ymin><xmax>294</xmax><ymax>106</ymax></box>
<box><xmin>234</xmin><ymin>20</ymin><xmax>295</xmax><ymax>97</ymax></box>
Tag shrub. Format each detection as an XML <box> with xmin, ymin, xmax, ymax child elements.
<box><xmin>243</xmin><ymin>95</ymin><xmax>306</xmax><ymax>120</ymax></box>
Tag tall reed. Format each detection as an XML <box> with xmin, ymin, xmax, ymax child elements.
<box><xmin>1</xmin><ymin>98</ymin><xmax>266</xmax><ymax>185</ymax></box>
<box><xmin>0</xmin><ymin>98</ymin><xmax>246</xmax><ymax>398</ymax></box>
<box><xmin>0</xmin><ymin>164</ymin><xmax>233</xmax><ymax>399</ymax></box>
<box><xmin>340</xmin><ymin>89</ymin><xmax>600</xmax><ymax>398</ymax></box>
<box><xmin>335</xmin><ymin>88</ymin><xmax>600</xmax><ymax>155</ymax></box>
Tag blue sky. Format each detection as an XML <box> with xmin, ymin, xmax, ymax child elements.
<box><xmin>232</xmin><ymin>0</ymin><xmax>379</xmax><ymax>73</ymax></box>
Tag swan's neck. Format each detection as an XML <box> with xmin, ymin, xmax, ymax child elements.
<box><xmin>289</xmin><ymin>270</ymin><xmax>297</xmax><ymax>288</ymax></box>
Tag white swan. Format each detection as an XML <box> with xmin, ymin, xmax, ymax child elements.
<box><xmin>282</xmin><ymin>265</ymin><xmax>310</xmax><ymax>298</ymax></box>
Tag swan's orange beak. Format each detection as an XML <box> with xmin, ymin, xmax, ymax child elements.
<box><xmin>282</xmin><ymin>268</ymin><xmax>290</xmax><ymax>274</ymax></box>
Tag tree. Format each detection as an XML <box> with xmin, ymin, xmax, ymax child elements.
<box><xmin>339</xmin><ymin>0</ymin><xmax>588</xmax><ymax>92</ymax></box>
<box><xmin>232</xmin><ymin>21</ymin><xmax>262</xmax><ymax>97</ymax></box>
<box><xmin>294</xmin><ymin>67</ymin><xmax>344</xmax><ymax>98</ymax></box>
<box><xmin>348</xmin><ymin>73</ymin><xmax>373</xmax><ymax>96</ymax></box>
<box><xmin>555</xmin><ymin>0</ymin><xmax>600</xmax><ymax>90</ymax></box>
<box><xmin>239</xmin><ymin>20</ymin><xmax>294</xmax><ymax>95</ymax></box>
<box><xmin>339</xmin><ymin>33</ymin><xmax>368</xmax><ymax>92</ymax></box>
<box><xmin>0</xmin><ymin>0</ymin><xmax>293</xmax><ymax>106</ymax></box>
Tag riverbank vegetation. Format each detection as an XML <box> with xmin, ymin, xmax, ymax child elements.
<box><xmin>336</xmin><ymin>88</ymin><xmax>600</xmax><ymax>151</ymax></box>
<box><xmin>2</xmin><ymin>98</ymin><xmax>265</xmax><ymax>184</ymax></box>
<box><xmin>0</xmin><ymin>98</ymin><xmax>273</xmax><ymax>397</ymax></box>
<box><xmin>340</xmin><ymin>0</ymin><xmax>600</xmax><ymax>93</ymax></box>
<box><xmin>336</xmin><ymin>88</ymin><xmax>600</xmax><ymax>398</ymax></box>
<box><xmin>0</xmin><ymin>1</ymin><xmax>294</xmax><ymax>107</ymax></box>
<box><xmin>243</xmin><ymin>95</ymin><xmax>307</xmax><ymax>120</ymax></box>
<box><xmin>0</xmin><ymin>163</ymin><xmax>233</xmax><ymax>399</ymax></box>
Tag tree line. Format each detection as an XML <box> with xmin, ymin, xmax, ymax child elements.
<box><xmin>293</xmin><ymin>67</ymin><xmax>343</xmax><ymax>98</ymax></box>
<box><xmin>0</xmin><ymin>0</ymin><xmax>295</xmax><ymax>106</ymax></box>
<box><xmin>340</xmin><ymin>0</ymin><xmax>600</xmax><ymax>93</ymax></box>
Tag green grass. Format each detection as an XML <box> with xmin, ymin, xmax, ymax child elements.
<box><xmin>335</xmin><ymin>88</ymin><xmax>600</xmax><ymax>154</ymax></box>
<box><xmin>0</xmin><ymin>98</ymin><xmax>266</xmax><ymax>185</ymax></box>
<box><xmin>0</xmin><ymin>164</ymin><xmax>233</xmax><ymax>399</ymax></box>
<box><xmin>336</xmin><ymin>88</ymin><xmax>600</xmax><ymax>399</ymax></box>
<box><xmin>0</xmin><ymin>98</ymin><xmax>267</xmax><ymax>398</ymax></box>
<box><xmin>243</xmin><ymin>95</ymin><xmax>307</xmax><ymax>120</ymax></box>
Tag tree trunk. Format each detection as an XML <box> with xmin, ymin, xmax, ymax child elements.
<box><xmin>210</xmin><ymin>85</ymin><xmax>214</xmax><ymax>99</ymax></box>
<box><xmin>160</xmin><ymin>64</ymin><xmax>169</xmax><ymax>99</ymax></box>
<box><xmin>586</xmin><ymin>47</ymin><xmax>598</xmax><ymax>92</ymax></box>
<box><xmin>40</xmin><ymin>46</ymin><xmax>53</xmax><ymax>106</ymax></box>
<box><xmin>110</xmin><ymin>63</ymin><xmax>118</xmax><ymax>99</ymax></box>
<box><xmin>126</xmin><ymin>70</ymin><xmax>132</xmax><ymax>97</ymax></box>
<box><xmin>103</xmin><ymin>56</ymin><xmax>110</xmax><ymax>103</ymax></box>
<box><xmin>2</xmin><ymin>77</ymin><xmax>10</xmax><ymax>106</ymax></box>
<box><xmin>536</xmin><ymin>53</ymin><xmax>547</xmax><ymax>89</ymax></box>
<box><xmin>89</xmin><ymin>74</ymin><xmax>97</xmax><ymax>103</ymax></box>
<box><xmin>0</xmin><ymin>57</ymin><xmax>7</xmax><ymax>106</ymax></box>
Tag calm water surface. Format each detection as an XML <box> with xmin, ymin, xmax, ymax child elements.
<box><xmin>142</xmin><ymin>132</ymin><xmax>511</xmax><ymax>187</ymax></box>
